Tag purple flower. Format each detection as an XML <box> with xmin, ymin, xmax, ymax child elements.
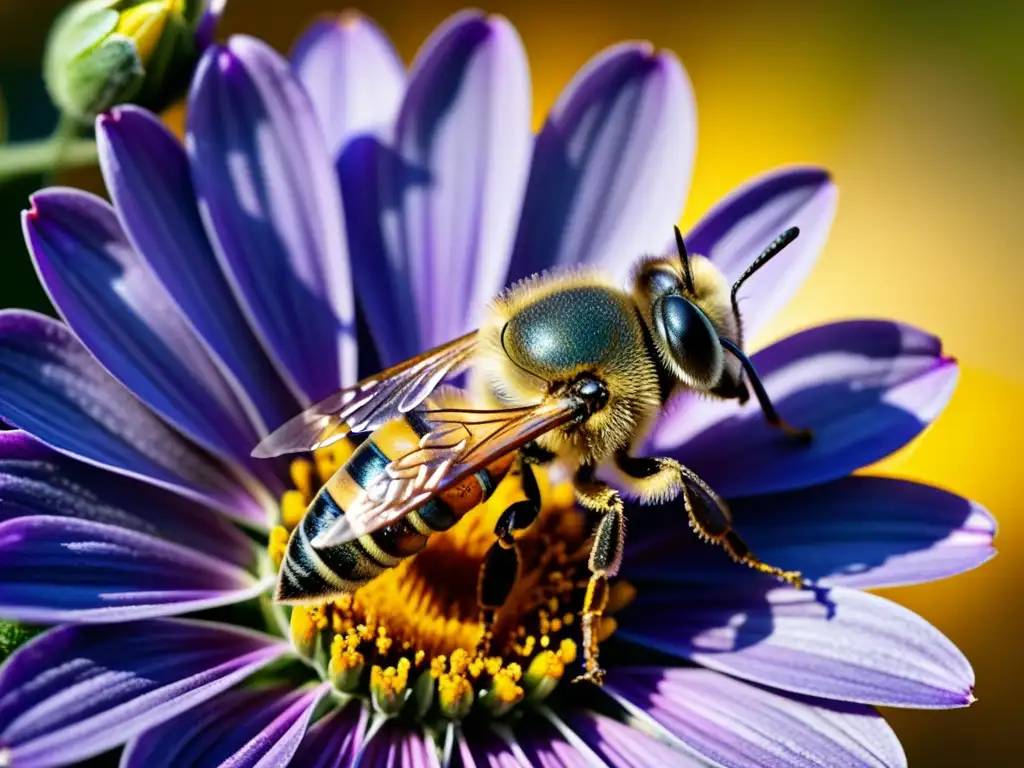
<box><xmin>0</xmin><ymin>9</ymin><xmax>994</xmax><ymax>768</ymax></box>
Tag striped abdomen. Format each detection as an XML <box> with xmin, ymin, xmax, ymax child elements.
<box><xmin>276</xmin><ymin>409</ymin><xmax>512</xmax><ymax>604</ymax></box>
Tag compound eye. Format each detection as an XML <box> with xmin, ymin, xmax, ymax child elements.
<box><xmin>655</xmin><ymin>295</ymin><xmax>721</xmax><ymax>386</ymax></box>
<box><xmin>643</xmin><ymin>268</ymin><xmax>681</xmax><ymax>298</ymax></box>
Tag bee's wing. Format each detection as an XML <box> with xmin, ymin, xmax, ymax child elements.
<box><xmin>310</xmin><ymin>397</ymin><xmax>583</xmax><ymax>549</ymax></box>
<box><xmin>251</xmin><ymin>332</ymin><xmax>477</xmax><ymax>458</ymax></box>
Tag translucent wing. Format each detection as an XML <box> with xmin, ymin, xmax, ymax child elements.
<box><xmin>310</xmin><ymin>397</ymin><xmax>584</xmax><ymax>549</ymax></box>
<box><xmin>251</xmin><ymin>332</ymin><xmax>477</xmax><ymax>458</ymax></box>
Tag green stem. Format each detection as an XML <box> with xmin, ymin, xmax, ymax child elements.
<box><xmin>0</xmin><ymin>134</ymin><xmax>99</xmax><ymax>182</ymax></box>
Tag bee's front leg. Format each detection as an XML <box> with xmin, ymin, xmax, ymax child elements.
<box><xmin>572</xmin><ymin>466</ymin><xmax>626</xmax><ymax>686</ymax></box>
<box><xmin>615</xmin><ymin>453</ymin><xmax>803</xmax><ymax>589</ymax></box>
<box><xmin>476</xmin><ymin>461</ymin><xmax>541</xmax><ymax>656</ymax></box>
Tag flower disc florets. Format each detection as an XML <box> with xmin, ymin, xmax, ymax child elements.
<box><xmin>271</xmin><ymin>441</ymin><xmax>633</xmax><ymax>725</ymax></box>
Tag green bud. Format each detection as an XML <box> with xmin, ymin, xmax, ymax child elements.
<box><xmin>0</xmin><ymin>620</ymin><xmax>40</xmax><ymax>664</ymax></box>
<box><xmin>43</xmin><ymin>0</ymin><xmax>213</xmax><ymax>122</ymax></box>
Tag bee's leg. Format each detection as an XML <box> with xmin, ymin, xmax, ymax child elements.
<box><xmin>520</xmin><ymin>440</ymin><xmax>557</xmax><ymax>466</ymax></box>
<box><xmin>572</xmin><ymin>466</ymin><xmax>625</xmax><ymax>686</ymax></box>
<box><xmin>615</xmin><ymin>453</ymin><xmax>803</xmax><ymax>588</ymax></box>
<box><xmin>719</xmin><ymin>339</ymin><xmax>813</xmax><ymax>444</ymax></box>
<box><xmin>476</xmin><ymin>462</ymin><xmax>541</xmax><ymax>656</ymax></box>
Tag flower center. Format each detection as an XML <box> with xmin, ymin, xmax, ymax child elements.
<box><xmin>270</xmin><ymin>443</ymin><xmax>635</xmax><ymax>722</ymax></box>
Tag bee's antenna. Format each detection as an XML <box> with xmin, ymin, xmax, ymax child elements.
<box><xmin>719</xmin><ymin>336</ymin><xmax>812</xmax><ymax>442</ymax></box>
<box><xmin>729</xmin><ymin>227</ymin><xmax>800</xmax><ymax>350</ymax></box>
<box><xmin>673</xmin><ymin>226</ymin><xmax>696</xmax><ymax>294</ymax></box>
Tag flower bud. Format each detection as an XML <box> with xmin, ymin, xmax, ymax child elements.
<box><xmin>43</xmin><ymin>0</ymin><xmax>218</xmax><ymax>123</ymax></box>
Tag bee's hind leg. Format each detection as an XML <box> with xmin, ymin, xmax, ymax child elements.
<box><xmin>572</xmin><ymin>466</ymin><xmax>626</xmax><ymax>686</ymax></box>
<box><xmin>615</xmin><ymin>453</ymin><xmax>803</xmax><ymax>589</ymax></box>
<box><xmin>476</xmin><ymin>462</ymin><xmax>541</xmax><ymax>656</ymax></box>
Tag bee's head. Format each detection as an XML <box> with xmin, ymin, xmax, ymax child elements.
<box><xmin>632</xmin><ymin>231</ymin><xmax>737</xmax><ymax>392</ymax></box>
<box><xmin>633</xmin><ymin>225</ymin><xmax>803</xmax><ymax>399</ymax></box>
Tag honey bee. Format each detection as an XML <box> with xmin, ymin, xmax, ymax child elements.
<box><xmin>253</xmin><ymin>227</ymin><xmax>810</xmax><ymax>684</ymax></box>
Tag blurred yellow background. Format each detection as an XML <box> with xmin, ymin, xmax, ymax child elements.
<box><xmin>3</xmin><ymin>0</ymin><xmax>1021</xmax><ymax>764</ymax></box>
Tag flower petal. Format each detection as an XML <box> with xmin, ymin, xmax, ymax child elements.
<box><xmin>617</xmin><ymin>584</ymin><xmax>974</xmax><ymax>708</ymax></box>
<box><xmin>651</xmin><ymin>320</ymin><xmax>958</xmax><ymax>498</ymax></box>
<box><xmin>122</xmin><ymin>683</ymin><xmax>327</xmax><ymax>768</ymax></box>
<box><xmin>23</xmin><ymin>188</ymin><xmax>275</xmax><ymax>484</ymax></box>
<box><xmin>0</xmin><ymin>516</ymin><xmax>264</xmax><ymax>623</ymax></box>
<box><xmin>683</xmin><ymin>166</ymin><xmax>838</xmax><ymax>342</ymax></box>
<box><xmin>562</xmin><ymin>710</ymin><xmax>704</xmax><ymax>768</ymax></box>
<box><xmin>0</xmin><ymin>310</ymin><xmax>268</xmax><ymax>523</ymax></box>
<box><xmin>188</xmin><ymin>36</ymin><xmax>356</xmax><ymax>404</ymax></box>
<box><xmin>291</xmin><ymin>13</ymin><xmax>405</xmax><ymax>155</ymax></box>
<box><xmin>194</xmin><ymin>0</ymin><xmax>226</xmax><ymax>50</ymax></box>
<box><xmin>290</xmin><ymin>701</ymin><xmax>367</xmax><ymax>768</ymax></box>
<box><xmin>356</xmin><ymin>719</ymin><xmax>440</xmax><ymax>768</ymax></box>
<box><xmin>455</xmin><ymin>726</ymin><xmax>528</xmax><ymax>768</ymax></box>
<box><xmin>607</xmin><ymin>667</ymin><xmax>907</xmax><ymax>768</ymax></box>
<box><xmin>0</xmin><ymin>430</ymin><xmax>254</xmax><ymax>566</ymax></box>
<box><xmin>0</xmin><ymin>619</ymin><xmax>288</xmax><ymax>767</ymax></box>
<box><xmin>506</xmin><ymin>42</ymin><xmax>695</xmax><ymax>286</ymax></box>
<box><xmin>514</xmin><ymin>713</ymin><xmax>601</xmax><ymax>768</ymax></box>
<box><xmin>626</xmin><ymin>476</ymin><xmax>996</xmax><ymax>590</ymax></box>
<box><xmin>367</xmin><ymin>11</ymin><xmax>531</xmax><ymax>361</ymax></box>
<box><xmin>96</xmin><ymin>105</ymin><xmax>299</xmax><ymax>435</ymax></box>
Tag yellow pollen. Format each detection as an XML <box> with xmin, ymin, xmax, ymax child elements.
<box><xmin>430</xmin><ymin>655</ymin><xmax>447</xmax><ymax>679</ymax></box>
<box><xmin>289</xmin><ymin>459</ymin><xmax>315</xmax><ymax>500</ymax></box>
<box><xmin>268</xmin><ymin>526</ymin><xmax>289</xmax><ymax>568</ymax></box>
<box><xmin>280</xmin><ymin>490</ymin><xmax>307</xmax><ymax>530</ymax></box>
<box><xmin>414</xmin><ymin>650</ymin><xmax>426</xmax><ymax>667</ymax></box>
<box><xmin>438</xmin><ymin>672</ymin><xmax>474</xmax><ymax>720</ymax></box>
<box><xmin>289</xmin><ymin>606</ymin><xmax>320</xmax><ymax>657</ymax></box>
<box><xmin>558</xmin><ymin>638</ymin><xmax>578</xmax><ymax>665</ymax></box>
<box><xmin>529</xmin><ymin>650</ymin><xmax>564</xmax><ymax>680</ymax></box>
<box><xmin>370</xmin><ymin>657</ymin><xmax>411</xmax><ymax>702</ymax></box>
<box><xmin>491</xmin><ymin>667</ymin><xmax>524</xmax><ymax>704</ymax></box>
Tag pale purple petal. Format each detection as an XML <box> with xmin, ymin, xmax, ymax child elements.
<box><xmin>223</xmin><ymin>684</ymin><xmax>327</xmax><ymax>768</ymax></box>
<box><xmin>682</xmin><ymin>166</ymin><xmax>837</xmax><ymax>342</ymax></box>
<box><xmin>23</xmin><ymin>188</ymin><xmax>276</xmax><ymax>488</ymax></box>
<box><xmin>608</xmin><ymin>668</ymin><xmax>907</xmax><ymax>768</ymax></box>
<box><xmin>96</xmin><ymin>105</ymin><xmax>299</xmax><ymax>435</ymax></box>
<box><xmin>0</xmin><ymin>516</ymin><xmax>264</xmax><ymax>623</ymax></box>
<box><xmin>123</xmin><ymin>683</ymin><xmax>328</xmax><ymax>767</ymax></box>
<box><xmin>290</xmin><ymin>701</ymin><xmax>367</xmax><ymax>768</ymax></box>
<box><xmin>291</xmin><ymin>13</ymin><xmax>405</xmax><ymax>154</ymax></box>
<box><xmin>651</xmin><ymin>320</ymin><xmax>958</xmax><ymax>498</ymax></box>
<box><xmin>563</xmin><ymin>711</ymin><xmax>704</xmax><ymax>768</ymax></box>
<box><xmin>520</xmin><ymin>710</ymin><xmax>647</xmax><ymax>767</ymax></box>
<box><xmin>626</xmin><ymin>476</ymin><xmax>996</xmax><ymax>590</ymax></box>
<box><xmin>617</xmin><ymin>584</ymin><xmax>974</xmax><ymax>708</ymax></box>
<box><xmin>0</xmin><ymin>430</ymin><xmax>254</xmax><ymax>566</ymax></box>
<box><xmin>188</xmin><ymin>36</ymin><xmax>356</xmax><ymax>405</ymax></box>
<box><xmin>370</xmin><ymin>11</ymin><xmax>531</xmax><ymax>361</ymax></box>
<box><xmin>506</xmin><ymin>41</ymin><xmax>695</xmax><ymax>286</ymax></box>
<box><xmin>454</xmin><ymin>727</ymin><xmax>528</xmax><ymax>768</ymax></box>
<box><xmin>0</xmin><ymin>310</ymin><xmax>269</xmax><ymax>524</ymax></box>
<box><xmin>0</xmin><ymin>619</ymin><xmax>288</xmax><ymax>767</ymax></box>
<box><xmin>356</xmin><ymin>719</ymin><xmax>440</xmax><ymax>768</ymax></box>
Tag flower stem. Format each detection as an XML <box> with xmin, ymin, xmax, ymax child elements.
<box><xmin>0</xmin><ymin>131</ymin><xmax>99</xmax><ymax>182</ymax></box>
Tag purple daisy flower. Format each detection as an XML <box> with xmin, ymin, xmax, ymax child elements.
<box><xmin>0</xmin><ymin>8</ymin><xmax>995</xmax><ymax>768</ymax></box>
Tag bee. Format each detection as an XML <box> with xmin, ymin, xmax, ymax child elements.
<box><xmin>254</xmin><ymin>227</ymin><xmax>810</xmax><ymax>684</ymax></box>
